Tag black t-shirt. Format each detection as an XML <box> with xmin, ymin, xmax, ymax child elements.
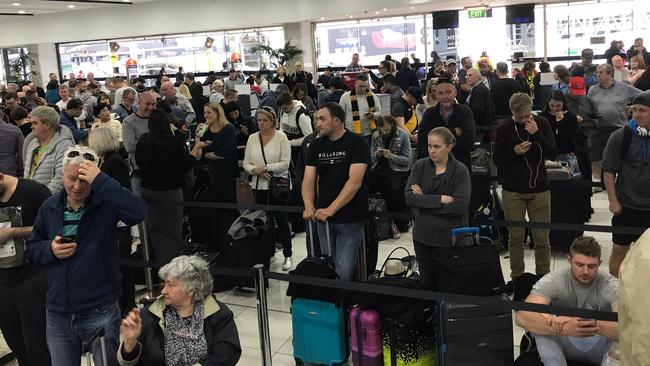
<box><xmin>306</xmin><ymin>131</ymin><xmax>370</xmax><ymax>223</ymax></box>
<box><xmin>0</xmin><ymin>179</ymin><xmax>51</xmax><ymax>289</ymax></box>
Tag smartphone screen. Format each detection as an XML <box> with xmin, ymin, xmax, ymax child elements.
<box><xmin>59</xmin><ymin>237</ymin><xmax>74</xmax><ymax>244</ymax></box>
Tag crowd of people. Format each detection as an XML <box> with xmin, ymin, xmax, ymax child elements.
<box><xmin>0</xmin><ymin>36</ymin><xmax>649</xmax><ymax>365</ymax></box>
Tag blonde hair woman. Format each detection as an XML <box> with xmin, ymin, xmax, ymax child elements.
<box><xmin>627</xmin><ymin>55</ymin><xmax>646</xmax><ymax>85</ymax></box>
<box><xmin>272</xmin><ymin>65</ymin><xmax>294</xmax><ymax>89</ymax></box>
<box><xmin>178</xmin><ymin>83</ymin><xmax>192</xmax><ymax>100</ymax></box>
<box><xmin>198</xmin><ymin>102</ymin><xmax>238</xmax><ymax>193</ymax></box>
<box><xmin>243</xmin><ymin>106</ymin><xmax>293</xmax><ymax>270</ymax></box>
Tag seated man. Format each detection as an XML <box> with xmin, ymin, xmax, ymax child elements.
<box><xmin>516</xmin><ymin>236</ymin><xmax>618</xmax><ymax>366</ymax></box>
<box><xmin>26</xmin><ymin>146</ymin><xmax>147</xmax><ymax>366</ymax></box>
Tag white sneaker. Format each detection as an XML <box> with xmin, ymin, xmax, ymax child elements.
<box><xmin>282</xmin><ymin>257</ymin><xmax>293</xmax><ymax>271</ymax></box>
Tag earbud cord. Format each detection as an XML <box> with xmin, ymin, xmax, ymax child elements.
<box><xmin>514</xmin><ymin>122</ymin><xmax>541</xmax><ymax>189</ymax></box>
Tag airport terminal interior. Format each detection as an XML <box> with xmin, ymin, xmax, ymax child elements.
<box><xmin>1</xmin><ymin>0</ymin><xmax>649</xmax><ymax>365</ymax></box>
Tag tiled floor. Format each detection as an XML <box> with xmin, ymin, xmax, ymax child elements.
<box><xmin>0</xmin><ymin>192</ymin><xmax>615</xmax><ymax>365</ymax></box>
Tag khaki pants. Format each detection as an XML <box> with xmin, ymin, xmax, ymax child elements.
<box><xmin>502</xmin><ymin>190</ymin><xmax>551</xmax><ymax>278</ymax></box>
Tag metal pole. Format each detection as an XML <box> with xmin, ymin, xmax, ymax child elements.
<box><xmin>543</xmin><ymin>4</ymin><xmax>548</xmax><ymax>62</ymax></box>
<box><xmin>139</xmin><ymin>222</ymin><xmax>155</xmax><ymax>299</ymax></box>
<box><xmin>423</xmin><ymin>14</ymin><xmax>430</xmax><ymax>74</ymax></box>
<box><xmin>358</xmin><ymin>222</ymin><xmax>368</xmax><ymax>281</ymax></box>
<box><xmin>253</xmin><ymin>264</ymin><xmax>273</xmax><ymax>366</ymax></box>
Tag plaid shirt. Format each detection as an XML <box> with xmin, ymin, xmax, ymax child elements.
<box><xmin>166</xmin><ymin>93</ymin><xmax>196</xmax><ymax>125</ymax></box>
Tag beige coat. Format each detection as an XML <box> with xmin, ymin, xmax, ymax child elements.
<box><xmin>619</xmin><ymin>228</ymin><xmax>650</xmax><ymax>366</ymax></box>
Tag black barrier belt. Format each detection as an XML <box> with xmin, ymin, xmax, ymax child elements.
<box><xmin>471</xmin><ymin>174</ymin><xmax>604</xmax><ymax>188</ymax></box>
<box><xmin>118</xmin><ymin>256</ymin><xmax>618</xmax><ymax>322</ymax></box>
<box><xmin>266</xmin><ymin>271</ymin><xmax>618</xmax><ymax>322</ymax></box>
<box><xmin>172</xmin><ymin>200</ymin><xmax>646</xmax><ymax>235</ymax></box>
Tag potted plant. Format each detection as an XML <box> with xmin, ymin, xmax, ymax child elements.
<box><xmin>8</xmin><ymin>51</ymin><xmax>39</xmax><ymax>82</ymax></box>
<box><xmin>251</xmin><ymin>38</ymin><xmax>303</xmax><ymax>69</ymax></box>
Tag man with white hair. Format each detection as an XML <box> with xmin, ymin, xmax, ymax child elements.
<box><xmin>26</xmin><ymin>145</ymin><xmax>147</xmax><ymax>366</ymax></box>
<box><xmin>160</xmin><ymin>81</ymin><xmax>196</xmax><ymax>125</ymax></box>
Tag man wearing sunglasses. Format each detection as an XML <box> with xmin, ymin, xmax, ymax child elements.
<box><xmin>26</xmin><ymin>145</ymin><xmax>147</xmax><ymax>366</ymax></box>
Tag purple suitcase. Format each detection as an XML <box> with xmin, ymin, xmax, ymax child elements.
<box><xmin>350</xmin><ymin>307</ymin><xmax>383</xmax><ymax>366</ymax></box>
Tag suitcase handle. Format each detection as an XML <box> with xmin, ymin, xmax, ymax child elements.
<box><xmin>307</xmin><ymin>220</ymin><xmax>332</xmax><ymax>257</ymax></box>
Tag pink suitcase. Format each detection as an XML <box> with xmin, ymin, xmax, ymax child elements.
<box><xmin>350</xmin><ymin>307</ymin><xmax>383</xmax><ymax>366</ymax></box>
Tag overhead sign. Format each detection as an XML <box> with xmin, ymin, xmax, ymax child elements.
<box><xmin>468</xmin><ymin>8</ymin><xmax>487</xmax><ymax>18</ymax></box>
<box><xmin>110</xmin><ymin>53</ymin><xmax>118</xmax><ymax>65</ymax></box>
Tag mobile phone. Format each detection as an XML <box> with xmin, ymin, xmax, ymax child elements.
<box><xmin>59</xmin><ymin>237</ymin><xmax>74</xmax><ymax>244</ymax></box>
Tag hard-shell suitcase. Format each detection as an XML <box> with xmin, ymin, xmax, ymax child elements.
<box><xmin>292</xmin><ymin>298</ymin><xmax>347</xmax><ymax>366</ymax></box>
<box><xmin>290</xmin><ymin>221</ymin><xmax>348</xmax><ymax>366</ymax></box>
<box><xmin>549</xmin><ymin>180</ymin><xmax>588</xmax><ymax>249</ymax></box>
<box><xmin>438</xmin><ymin>295</ymin><xmax>513</xmax><ymax>366</ymax></box>
<box><xmin>350</xmin><ymin>307</ymin><xmax>383</xmax><ymax>366</ymax></box>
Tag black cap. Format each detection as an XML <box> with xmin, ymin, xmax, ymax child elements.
<box><xmin>66</xmin><ymin>98</ymin><xmax>84</xmax><ymax>110</ymax></box>
<box><xmin>632</xmin><ymin>91</ymin><xmax>650</xmax><ymax>107</ymax></box>
<box><xmin>581</xmin><ymin>48</ymin><xmax>594</xmax><ymax>58</ymax></box>
<box><xmin>406</xmin><ymin>86</ymin><xmax>424</xmax><ymax>104</ymax></box>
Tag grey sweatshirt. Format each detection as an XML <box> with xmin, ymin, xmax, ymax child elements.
<box><xmin>405</xmin><ymin>155</ymin><xmax>471</xmax><ymax>246</ymax></box>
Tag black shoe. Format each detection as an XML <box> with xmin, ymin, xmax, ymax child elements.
<box><xmin>504</xmin><ymin>280</ymin><xmax>514</xmax><ymax>295</ymax></box>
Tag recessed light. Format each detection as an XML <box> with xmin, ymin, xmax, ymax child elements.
<box><xmin>67</xmin><ymin>4</ymin><xmax>75</xmax><ymax>8</ymax></box>
<box><xmin>383</xmin><ymin>8</ymin><xmax>387</xmax><ymax>11</ymax></box>
<box><xmin>375</xmin><ymin>11</ymin><xmax>379</xmax><ymax>14</ymax></box>
<box><xmin>18</xmin><ymin>10</ymin><xmax>25</xmax><ymax>14</ymax></box>
<box><xmin>410</xmin><ymin>6</ymin><xmax>415</xmax><ymax>9</ymax></box>
<box><xmin>320</xmin><ymin>17</ymin><xmax>325</xmax><ymax>20</ymax></box>
<box><xmin>12</xmin><ymin>3</ymin><xmax>21</xmax><ymax>6</ymax></box>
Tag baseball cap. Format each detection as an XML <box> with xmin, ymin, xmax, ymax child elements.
<box><xmin>446</xmin><ymin>59</ymin><xmax>457</xmax><ymax>66</ymax></box>
<box><xmin>632</xmin><ymin>91</ymin><xmax>650</xmax><ymax>107</ymax></box>
<box><xmin>406</xmin><ymin>86</ymin><xmax>425</xmax><ymax>104</ymax></box>
<box><xmin>569</xmin><ymin>76</ymin><xmax>586</xmax><ymax>96</ymax></box>
<box><xmin>581</xmin><ymin>48</ymin><xmax>594</xmax><ymax>59</ymax></box>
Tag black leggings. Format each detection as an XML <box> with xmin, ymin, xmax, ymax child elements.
<box><xmin>255</xmin><ymin>189</ymin><xmax>293</xmax><ymax>257</ymax></box>
<box><xmin>413</xmin><ymin>241</ymin><xmax>438</xmax><ymax>291</ymax></box>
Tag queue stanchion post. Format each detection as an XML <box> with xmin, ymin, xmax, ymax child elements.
<box><xmin>139</xmin><ymin>222</ymin><xmax>155</xmax><ymax>300</ymax></box>
<box><xmin>253</xmin><ymin>264</ymin><xmax>273</xmax><ymax>366</ymax></box>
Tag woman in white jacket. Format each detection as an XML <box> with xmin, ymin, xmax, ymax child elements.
<box><xmin>243</xmin><ymin>106</ymin><xmax>294</xmax><ymax>270</ymax></box>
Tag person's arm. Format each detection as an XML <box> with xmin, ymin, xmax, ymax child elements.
<box><xmin>596</xmin><ymin>304</ymin><xmax>619</xmax><ymax>341</ymax></box>
<box><xmin>370</xmin><ymin>133</ymin><xmax>379</xmax><ymax>166</ymax></box>
<box><xmin>322</xmin><ymin>163</ymin><xmax>367</xmax><ymax>216</ymax></box>
<box><xmin>371</xmin><ymin>94</ymin><xmax>381</xmax><ymax>120</ymax></box>
<box><xmin>367</xmin><ymin>69</ymin><xmax>380</xmax><ymax>84</ymax></box>
<box><xmin>406</xmin><ymin>162</ymin><xmax>471</xmax><ymax>214</ymax></box>
<box><xmin>404</xmin><ymin>162</ymin><xmax>444</xmax><ymax>209</ymax></box>
<box><xmin>25</xmin><ymin>209</ymin><xmax>58</xmax><ymax>265</ymax></box>
<box><xmin>454</xmin><ymin>107</ymin><xmax>476</xmax><ymax>150</ymax></box>
<box><xmin>390</xmin><ymin>131</ymin><xmax>413</xmax><ymax>168</ymax></box>
<box><xmin>242</xmin><ymin>135</ymin><xmax>256</xmax><ymax>174</ymax></box>
<box><xmin>604</xmin><ymin>172</ymin><xmax>621</xmax><ymax>214</ymax></box>
<box><xmin>91</xmin><ymin>172</ymin><xmax>148</xmax><ymax>226</ymax></box>
<box><xmin>266</xmin><ymin>134</ymin><xmax>291</xmax><ymax>173</ymax></box>
<box><xmin>340</xmin><ymin>95</ymin><xmax>353</xmax><ymax>131</ymax></box>
<box><xmin>516</xmin><ymin>294</ymin><xmax>563</xmax><ymax>336</ymax></box>
<box><xmin>301</xmin><ymin>165</ymin><xmax>317</xmax><ymax>219</ymax></box>
<box><xmin>122</xmin><ymin>120</ymin><xmax>137</xmax><ymax>157</ymax></box>
<box><xmin>198</xmin><ymin>306</ymin><xmax>243</xmax><ymax>366</ymax></box>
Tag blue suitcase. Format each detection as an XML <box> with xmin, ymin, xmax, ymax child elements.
<box><xmin>292</xmin><ymin>298</ymin><xmax>347</xmax><ymax>366</ymax></box>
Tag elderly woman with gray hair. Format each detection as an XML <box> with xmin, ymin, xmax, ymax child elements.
<box><xmin>118</xmin><ymin>255</ymin><xmax>241</xmax><ymax>366</ymax></box>
<box><xmin>22</xmin><ymin>105</ymin><xmax>75</xmax><ymax>193</ymax></box>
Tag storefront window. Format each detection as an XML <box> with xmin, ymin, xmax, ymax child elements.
<box><xmin>56</xmin><ymin>26</ymin><xmax>284</xmax><ymax>78</ymax></box>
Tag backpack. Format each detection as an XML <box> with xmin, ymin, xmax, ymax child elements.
<box><xmin>281</xmin><ymin>106</ymin><xmax>308</xmax><ymax>137</ymax></box>
<box><xmin>620</xmin><ymin>124</ymin><xmax>633</xmax><ymax>158</ymax></box>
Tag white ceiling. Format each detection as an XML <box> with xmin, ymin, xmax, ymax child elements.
<box><xmin>0</xmin><ymin>0</ymin><xmax>156</xmax><ymax>16</ymax></box>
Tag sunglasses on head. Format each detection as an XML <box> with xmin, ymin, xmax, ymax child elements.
<box><xmin>67</xmin><ymin>150</ymin><xmax>96</xmax><ymax>162</ymax></box>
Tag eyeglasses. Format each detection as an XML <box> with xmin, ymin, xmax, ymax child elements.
<box><xmin>67</xmin><ymin>150</ymin><xmax>96</xmax><ymax>162</ymax></box>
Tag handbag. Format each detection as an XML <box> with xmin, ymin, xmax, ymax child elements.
<box><xmin>258</xmin><ymin>133</ymin><xmax>291</xmax><ymax>202</ymax></box>
<box><xmin>432</xmin><ymin>227</ymin><xmax>507</xmax><ymax>296</ymax></box>
<box><xmin>236</xmin><ymin>179</ymin><xmax>254</xmax><ymax>206</ymax></box>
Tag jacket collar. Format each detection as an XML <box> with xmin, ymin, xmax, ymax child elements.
<box><xmin>148</xmin><ymin>294</ymin><xmax>221</xmax><ymax>321</ymax></box>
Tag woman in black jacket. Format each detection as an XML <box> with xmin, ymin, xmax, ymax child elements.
<box><xmin>118</xmin><ymin>255</ymin><xmax>241</xmax><ymax>365</ymax></box>
<box><xmin>540</xmin><ymin>91</ymin><xmax>581</xmax><ymax>176</ymax></box>
<box><xmin>135</xmin><ymin>109</ymin><xmax>208</xmax><ymax>266</ymax></box>
<box><xmin>89</xmin><ymin>127</ymin><xmax>135</xmax><ymax>315</ymax></box>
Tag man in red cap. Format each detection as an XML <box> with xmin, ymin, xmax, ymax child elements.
<box><xmin>565</xmin><ymin>76</ymin><xmax>600</xmax><ymax>180</ymax></box>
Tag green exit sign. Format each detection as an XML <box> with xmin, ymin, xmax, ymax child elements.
<box><xmin>468</xmin><ymin>8</ymin><xmax>487</xmax><ymax>18</ymax></box>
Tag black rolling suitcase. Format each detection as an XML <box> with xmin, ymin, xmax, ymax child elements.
<box><xmin>438</xmin><ymin>295</ymin><xmax>513</xmax><ymax>366</ymax></box>
<box><xmin>549</xmin><ymin>180</ymin><xmax>588</xmax><ymax>249</ymax></box>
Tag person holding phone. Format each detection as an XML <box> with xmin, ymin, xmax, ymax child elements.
<box><xmin>26</xmin><ymin>145</ymin><xmax>147</xmax><ymax>366</ymax></box>
<box><xmin>516</xmin><ymin>236</ymin><xmax>619</xmax><ymax>366</ymax></box>
<box><xmin>494</xmin><ymin>93</ymin><xmax>558</xmax><ymax>292</ymax></box>
<box><xmin>339</xmin><ymin>74</ymin><xmax>381</xmax><ymax>143</ymax></box>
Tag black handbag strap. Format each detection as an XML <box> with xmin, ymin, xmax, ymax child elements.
<box><xmin>256</xmin><ymin>133</ymin><xmax>271</xmax><ymax>205</ymax></box>
<box><xmin>378</xmin><ymin>247</ymin><xmax>412</xmax><ymax>275</ymax></box>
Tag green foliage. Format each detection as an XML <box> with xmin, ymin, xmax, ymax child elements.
<box><xmin>8</xmin><ymin>52</ymin><xmax>39</xmax><ymax>83</ymax></box>
<box><xmin>251</xmin><ymin>38</ymin><xmax>303</xmax><ymax>68</ymax></box>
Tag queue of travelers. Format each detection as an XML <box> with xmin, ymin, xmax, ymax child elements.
<box><xmin>1</xmin><ymin>37</ymin><xmax>650</xmax><ymax>365</ymax></box>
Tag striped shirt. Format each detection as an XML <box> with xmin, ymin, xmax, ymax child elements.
<box><xmin>62</xmin><ymin>203</ymin><xmax>86</xmax><ymax>238</ymax></box>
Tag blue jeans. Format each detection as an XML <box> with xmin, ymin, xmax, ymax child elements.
<box><xmin>317</xmin><ymin>221</ymin><xmax>364</xmax><ymax>280</ymax></box>
<box><xmin>534</xmin><ymin>333</ymin><xmax>611</xmax><ymax>366</ymax></box>
<box><xmin>46</xmin><ymin>302</ymin><xmax>120</xmax><ymax>366</ymax></box>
